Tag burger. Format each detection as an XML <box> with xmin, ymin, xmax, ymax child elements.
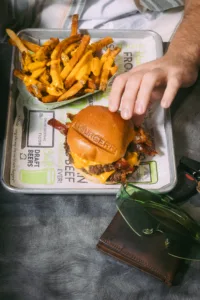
<box><xmin>48</xmin><ymin>105</ymin><xmax>156</xmax><ymax>184</ymax></box>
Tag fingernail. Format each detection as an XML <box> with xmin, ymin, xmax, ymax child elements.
<box><xmin>135</xmin><ymin>103</ymin><xmax>144</xmax><ymax>114</ymax></box>
<box><xmin>121</xmin><ymin>108</ymin><xmax>131</xmax><ymax>119</ymax></box>
<box><xmin>109</xmin><ymin>105</ymin><xmax>118</xmax><ymax>112</ymax></box>
<box><xmin>161</xmin><ymin>101</ymin><xmax>169</xmax><ymax>109</ymax></box>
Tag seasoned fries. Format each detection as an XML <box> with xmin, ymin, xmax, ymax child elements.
<box><xmin>8</xmin><ymin>14</ymin><xmax>120</xmax><ymax>103</ymax></box>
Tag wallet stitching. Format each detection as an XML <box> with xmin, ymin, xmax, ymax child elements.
<box><xmin>101</xmin><ymin>238</ymin><xmax>172</xmax><ymax>283</ymax></box>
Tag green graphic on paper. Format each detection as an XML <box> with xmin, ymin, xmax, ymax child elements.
<box><xmin>19</xmin><ymin>168</ymin><xmax>56</xmax><ymax>185</ymax></box>
<box><xmin>130</xmin><ymin>161</ymin><xmax>158</xmax><ymax>184</ymax></box>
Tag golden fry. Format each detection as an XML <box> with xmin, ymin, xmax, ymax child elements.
<box><xmin>89</xmin><ymin>37</ymin><xmax>113</xmax><ymax>52</ymax></box>
<box><xmin>42</xmin><ymin>95</ymin><xmax>58</xmax><ymax>103</ymax></box>
<box><xmin>84</xmin><ymin>88</ymin><xmax>95</xmax><ymax>94</ymax></box>
<box><xmin>64</xmin><ymin>42</ymin><xmax>79</xmax><ymax>55</ymax></box>
<box><xmin>39</xmin><ymin>69</ymin><xmax>51</xmax><ymax>85</ymax></box>
<box><xmin>65</xmin><ymin>50</ymin><xmax>93</xmax><ymax>88</ymax></box>
<box><xmin>87</xmin><ymin>77</ymin><xmax>96</xmax><ymax>90</ymax></box>
<box><xmin>91</xmin><ymin>73</ymin><xmax>100</xmax><ymax>88</ymax></box>
<box><xmin>29</xmin><ymin>84</ymin><xmax>43</xmax><ymax>99</ymax></box>
<box><xmin>61</xmin><ymin>35</ymin><xmax>90</xmax><ymax>80</ymax></box>
<box><xmin>51</xmin><ymin>34</ymin><xmax>81</xmax><ymax>60</ymax></box>
<box><xmin>31</xmin><ymin>67</ymin><xmax>46</xmax><ymax>79</ymax></box>
<box><xmin>76</xmin><ymin>62</ymin><xmax>91</xmax><ymax>81</ymax></box>
<box><xmin>99</xmin><ymin>56</ymin><xmax>114</xmax><ymax>91</ymax></box>
<box><xmin>42</xmin><ymin>37</ymin><xmax>59</xmax><ymax>47</ymax></box>
<box><xmin>91</xmin><ymin>57</ymin><xmax>102</xmax><ymax>77</ymax></box>
<box><xmin>8</xmin><ymin>38</ymin><xmax>16</xmax><ymax>46</ymax></box>
<box><xmin>50</xmin><ymin>60</ymin><xmax>64</xmax><ymax>90</ymax></box>
<box><xmin>13</xmin><ymin>69</ymin><xmax>25</xmax><ymax>80</ymax></box>
<box><xmin>21</xmin><ymin>39</ymin><xmax>41</xmax><ymax>52</ymax></box>
<box><xmin>23</xmin><ymin>76</ymin><xmax>46</xmax><ymax>91</ymax></box>
<box><xmin>110</xmin><ymin>47</ymin><xmax>121</xmax><ymax>58</ymax></box>
<box><xmin>46</xmin><ymin>59</ymin><xmax>60</xmax><ymax>66</ymax></box>
<box><xmin>58</xmin><ymin>75</ymin><xmax>88</xmax><ymax>102</ymax></box>
<box><xmin>101</xmin><ymin>48</ymin><xmax>111</xmax><ymax>63</ymax></box>
<box><xmin>28</xmin><ymin>61</ymin><xmax>47</xmax><ymax>72</ymax></box>
<box><xmin>71</xmin><ymin>14</ymin><xmax>79</xmax><ymax>36</ymax></box>
<box><xmin>46</xmin><ymin>85</ymin><xmax>63</xmax><ymax>96</ymax></box>
<box><xmin>21</xmin><ymin>52</ymin><xmax>33</xmax><ymax>72</ymax></box>
<box><xmin>35</xmin><ymin>38</ymin><xmax>59</xmax><ymax>61</ymax></box>
<box><xmin>110</xmin><ymin>65</ymin><xmax>118</xmax><ymax>76</ymax></box>
<box><xmin>6</xmin><ymin>29</ymin><xmax>28</xmax><ymax>53</ymax></box>
<box><xmin>61</xmin><ymin>52</ymin><xmax>69</xmax><ymax>66</ymax></box>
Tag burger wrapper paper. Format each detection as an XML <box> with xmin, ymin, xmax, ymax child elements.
<box><xmin>10</xmin><ymin>35</ymin><xmax>174</xmax><ymax>192</ymax></box>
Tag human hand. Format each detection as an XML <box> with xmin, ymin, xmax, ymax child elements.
<box><xmin>108</xmin><ymin>52</ymin><xmax>199</xmax><ymax>124</ymax></box>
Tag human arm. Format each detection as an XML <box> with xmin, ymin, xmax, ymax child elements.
<box><xmin>109</xmin><ymin>0</ymin><xmax>200</xmax><ymax>123</ymax></box>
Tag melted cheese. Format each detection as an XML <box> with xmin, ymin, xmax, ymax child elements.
<box><xmin>71</xmin><ymin>152</ymin><xmax>98</xmax><ymax>169</ymax></box>
<box><xmin>125</xmin><ymin>152</ymin><xmax>139</xmax><ymax>167</ymax></box>
<box><xmin>92</xmin><ymin>170</ymin><xmax>115</xmax><ymax>183</ymax></box>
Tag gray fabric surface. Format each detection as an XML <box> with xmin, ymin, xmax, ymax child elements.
<box><xmin>1</xmin><ymin>43</ymin><xmax>200</xmax><ymax>300</ymax></box>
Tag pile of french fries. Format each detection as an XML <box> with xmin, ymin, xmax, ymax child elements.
<box><xmin>7</xmin><ymin>14</ymin><xmax>121</xmax><ymax>103</ymax></box>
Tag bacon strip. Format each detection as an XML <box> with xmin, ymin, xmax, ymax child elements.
<box><xmin>48</xmin><ymin>118</ymin><xmax>68</xmax><ymax>136</ymax></box>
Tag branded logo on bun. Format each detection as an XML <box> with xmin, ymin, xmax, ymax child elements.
<box><xmin>48</xmin><ymin>105</ymin><xmax>157</xmax><ymax>184</ymax></box>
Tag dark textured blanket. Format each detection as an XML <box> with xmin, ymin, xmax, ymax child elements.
<box><xmin>1</xmin><ymin>43</ymin><xmax>200</xmax><ymax>300</ymax></box>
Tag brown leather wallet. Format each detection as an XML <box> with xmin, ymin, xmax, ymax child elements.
<box><xmin>96</xmin><ymin>212</ymin><xmax>181</xmax><ymax>286</ymax></box>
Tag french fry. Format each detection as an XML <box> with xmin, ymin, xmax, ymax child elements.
<box><xmin>110</xmin><ymin>47</ymin><xmax>121</xmax><ymax>58</ymax></box>
<box><xmin>91</xmin><ymin>73</ymin><xmax>100</xmax><ymax>88</ymax></box>
<box><xmin>46</xmin><ymin>85</ymin><xmax>63</xmax><ymax>96</ymax></box>
<box><xmin>84</xmin><ymin>88</ymin><xmax>95</xmax><ymax>94</ymax></box>
<box><xmin>29</xmin><ymin>84</ymin><xmax>43</xmax><ymax>99</ymax></box>
<box><xmin>6</xmin><ymin>29</ymin><xmax>28</xmax><ymax>53</ymax></box>
<box><xmin>21</xmin><ymin>39</ymin><xmax>41</xmax><ymax>52</ymax></box>
<box><xmin>51</xmin><ymin>34</ymin><xmax>81</xmax><ymax>60</ymax></box>
<box><xmin>13</xmin><ymin>69</ymin><xmax>25</xmax><ymax>81</ymax></box>
<box><xmin>76</xmin><ymin>62</ymin><xmax>91</xmax><ymax>81</ymax></box>
<box><xmin>101</xmin><ymin>48</ymin><xmax>111</xmax><ymax>63</ymax></box>
<box><xmin>87</xmin><ymin>77</ymin><xmax>96</xmax><ymax>90</ymax></box>
<box><xmin>39</xmin><ymin>69</ymin><xmax>51</xmax><ymax>85</ymax></box>
<box><xmin>46</xmin><ymin>59</ymin><xmax>60</xmax><ymax>66</ymax></box>
<box><xmin>31</xmin><ymin>67</ymin><xmax>46</xmax><ymax>79</ymax></box>
<box><xmin>110</xmin><ymin>65</ymin><xmax>118</xmax><ymax>76</ymax></box>
<box><xmin>42</xmin><ymin>95</ymin><xmax>59</xmax><ymax>103</ymax></box>
<box><xmin>71</xmin><ymin>14</ymin><xmax>79</xmax><ymax>36</ymax></box>
<box><xmin>99</xmin><ymin>56</ymin><xmax>114</xmax><ymax>91</ymax></box>
<box><xmin>28</xmin><ymin>61</ymin><xmax>47</xmax><ymax>72</ymax></box>
<box><xmin>35</xmin><ymin>38</ymin><xmax>59</xmax><ymax>61</ymax></box>
<box><xmin>8</xmin><ymin>38</ymin><xmax>16</xmax><ymax>46</ymax></box>
<box><xmin>65</xmin><ymin>50</ymin><xmax>93</xmax><ymax>88</ymax></box>
<box><xmin>58</xmin><ymin>75</ymin><xmax>88</xmax><ymax>102</ymax></box>
<box><xmin>63</xmin><ymin>42</ymin><xmax>79</xmax><ymax>55</ymax></box>
<box><xmin>60</xmin><ymin>35</ymin><xmax>90</xmax><ymax>80</ymax></box>
<box><xmin>43</xmin><ymin>37</ymin><xmax>59</xmax><ymax>47</ymax></box>
<box><xmin>89</xmin><ymin>37</ymin><xmax>113</xmax><ymax>52</ymax></box>
<box><xmin>91</xmin><ymin>57</ymin><xmax>102</xmax><ymax>77</ymax></box>
<box><xmin>61</xmin><ymin>52</ymin><xmax>69</xmax><ymax>66</ymax></box>
<box><xmin>23</xmin><ymin>76</ymin><xmax>46</xmax><ymax>92</ymax></box>
<box><xmin>21</xmin><ymin>52</ymin><xmax>33</xmax><ymax>72</ymax></box>
<box><xmin>50</xmin><ymin>60</ymin><xmax>64</xmax><ymax>90</ymax></box>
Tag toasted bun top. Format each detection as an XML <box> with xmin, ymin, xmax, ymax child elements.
<box><xmin>67</xmin><ymin>105</ymin><xmax>135</xmax><ymax>164</ymax></box>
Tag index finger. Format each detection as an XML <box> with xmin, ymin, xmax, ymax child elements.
<box><xmin>108</xmin><ymin>73</ymin><xmax>129</xmax><ymax>112</ymax></box>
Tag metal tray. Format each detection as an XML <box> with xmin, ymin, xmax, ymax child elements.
<box><xmin>1</xmin><ymin>28</ymin><xmax>177</xmax><ymax>194</ymax></box>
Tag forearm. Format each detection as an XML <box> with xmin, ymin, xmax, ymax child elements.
<box><xmin>167</xmin><ymin>0</ymin><xmax>200</xmax><ymax>66</ymax></box>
